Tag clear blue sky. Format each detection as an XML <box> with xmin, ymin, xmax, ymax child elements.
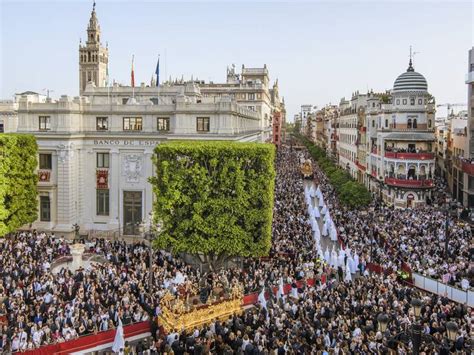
<box><xmin>1</xmin><ymin>0</ymin><xmax>473</xmax><ymax>119</ymax></box>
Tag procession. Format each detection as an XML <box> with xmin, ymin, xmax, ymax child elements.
<box><xmin>0</xmin><ymin>141</ymin><xmax>470</xmax><ymax>354</ymax></box>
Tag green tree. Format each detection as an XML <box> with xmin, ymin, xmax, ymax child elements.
<box><xmin>0</xmin><ymin>134</ymin><xmax>38</xmax><ymax>236</ymax></box>
<box><xmin>149</xmin><ymin>141</ymin><xmax>275</xmax><ymax>270</ymax></box>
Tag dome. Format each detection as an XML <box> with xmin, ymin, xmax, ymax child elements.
<box><xmin>393</xmin><ymin>60</ymin><xmax>428</xmax><ymax>93</ymax></box>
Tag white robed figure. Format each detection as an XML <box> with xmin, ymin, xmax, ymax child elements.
<box><xmin>330</xmin><ymin>221</ymin><xmax>338</xmax><ymax>242</ymax></box>
<box><xmin>312</xmin><ymin>205</ymin><xmax>320</xmax><ymax>219</ymax></box>
<box><xmin>321</xmin><ymin>205</ymin><xmax>328</xmax><ymax>215</ymax></box>
<box><xmin>112</xmin><ymin>319</ymin><xmax>125</xmax><ymax>353</ymax></box>
<box><xmin>258</xmin><ymin>287</ymin><xmax>267</xmax><ymax>310</ymax></box>
<box><xmin>276</xmin><ymin>278</ymin><xmax>285</xmax><ymax>300</ymax></box>
<box><xmin>309</xmin><ymin>185</ymin><xmax>316</xmax><ymax>198</ymax></box>
<box><xmin>307</xmin><ymin>204</ymin><xmax>313</xmax><ymax>218</ymax></box>
<box><xmin>313</xmin><ymin>224</ymin><xmax>320</xmax><ymax>241</ymax></box>
<box><xmin>344</xmin><ymin>262</ymin><xmax>352</xmax><ymax>283</ymax></box>
<box><xmin>322</xmin><ymin>218</ymin><xmax>329</xmax><ymax>237</ymax></box>
<box><xmin>291</xmin><ymin>283</ymin><xmax>299</xmax><ymax>299</ymax></box>
<box><xmin>324</xmin><ymin>247</ymin><xmax>330</xmax><ymax>263</ymax></box>
<box><xmin>316</xmin><ymin>186</ymin><xmax>322</xmax><ymax>199</ymax></box>
<box><xmin>354</xmin><ymin>253</ymin><xmax>360</xmax><ymax>271</ymax></box>
<box><xmin>323</xmin><ymin>211</ymin><xmax>330</xmax><ymax>222</ymax></box>
<box><xmin>338</xmin><ymin>249</ymin><xmax>345</xmax><ymax>268</ymax></box>
<box><xmin>319</xmin><ymin>196</ymin><xmax>325</xmax><ymax>207</ymax></box>
<box><xmin>348</xmin><ymin>254</ymin><xmax>357</xmax><ymax>274</ymax></box>
<box><xmin>330</xmin><ymin>248</ymin><xmax>338</xmax><ymax>267</ymax></box>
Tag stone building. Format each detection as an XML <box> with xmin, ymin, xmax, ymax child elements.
<box><xmin>4</xmin><ymin>3</ymin><xmax>284</xmax><ymax>237</ymax></box>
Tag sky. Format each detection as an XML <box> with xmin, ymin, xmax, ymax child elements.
<box><xmin>1</xmin><ymin>0</ymin><xmax>473</xmax><ymax>120</ymax></box>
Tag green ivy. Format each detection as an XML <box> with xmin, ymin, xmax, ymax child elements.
<box><xmin>149</xmin><ymin>141</ymin><xmax>275</xmax><ymax>267</ymax></box>
<box><xmin>296</xmin><ymin>134</ymin><xmax>371</xmax><ymax>208</ymax></box>
<box><xmin>0</xmin><ymin>134</ymin><xmax>38</xmax><ymax>236</ymax></box>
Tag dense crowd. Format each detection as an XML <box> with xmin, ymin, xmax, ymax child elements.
<box><xmin>0</xmin><ymin>144</ymin><xmax>471</xmax><ymax>353</ymax></box>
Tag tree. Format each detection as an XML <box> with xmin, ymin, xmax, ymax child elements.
<box><xmin>0</xmin><ymin>134</ymin><xmax>38</xmax><ymax>236</ymax></box>
<box><xmin>149</xmin><ymin>141</ymin><xmax>275</xmax><ymax>270</ymax></box>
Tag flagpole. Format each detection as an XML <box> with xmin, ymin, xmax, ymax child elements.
<box><xmin>131</xmin><ymin>54</ymin><xmax>135</xmax><ymax>99</ymax></box>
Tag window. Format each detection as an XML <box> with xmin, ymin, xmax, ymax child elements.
<box><xmin>96</xmin><ymin>189</ymin><xmax>109</xmax><ymax>216</ymax></box>
<box><xmin>248</xmin><ymin>93</ymin><xmax>255</xmax><ymax>100</ymax></box>
<box><xmin>407</xmin><ymin>119</ymin><xmax>412</xmax><ymax>129</ymax></box>
<box><xmin>372</xmin><ymin>120</ymin><xmax>375</xmax><ymax>128</ymax></box>
<box><xmin>122</xmin><ymin>98</ymin><xmax>128</xmax><ymax>105</ymax></box>
<box><xmin>157</xmin><ymin>117</ymin><xmax>170</xmax><ymax>132</ymax></box>
<box><xmin>39</xmin><ymin>116</ymin><xmax>51</xmax><ymax>131</ymax></box>
<box><xmin>410</xmin><ymin>97</ymin><xmax>415</xmax><ymax>105</ymax></box>
<box><xmin>197</xmin><ymin>117</ymin><xmax>210</xmax><ymax>132</ymax></box>
<box><xmin>39</xmin><ymin>153</ymin><xmax>52</xmax><ymax>169</ymax></box>
<box><xmin>418</xmin><ymin>98</ymin><xmax>423</xmax><ymax>105</ymax></box>
<box><xmin>396</xmin><ymin>99</ymin><xmax>400</xmax><ymax>105</ymax></box>
<box><xmin>413</xmin><ymin>119</ymin><xmax>417</xmax><ymax>128</ymax></box>
<box><xmin>0</xmin><ymin>123</ymin><xmax>4</xmax><ymax>133</ymax></box>
<box><xmin>96</xmin><ymin>117</ymin><xmax>108</xmax><ymax>130</ymax></box>
<box><xmin>97</xmin><ymin>152</ymin><xmax>110</xmax><ymax>168</ymax></box>
<box><xmin>123</xmin><ymin>117</ymin><xmax>142</xmax><ymax>131</ymax></box>
<box><xmin>403</xmin><ymin>99</ymin><xmax>407</xmax><ymax>105</ymax></box>
<box><xmin>40</xmin><ymin>196</ymin><xmax>51</xmax><ymax>222</ymax></box>
<box><xmin>385</xmin><ymin>119</ymin><xmax>388</xmax><ymax>128</ymax></box>
<box><xmin>428</xmin><ymin>120</ymin><xmax>432</xmax><ymax>128</ymax></box>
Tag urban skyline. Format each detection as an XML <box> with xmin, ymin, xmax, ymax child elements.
<box><xmin>1</xmin><ymin>0</ymin><xmax>473</xmax><ymax>118</ymax></box>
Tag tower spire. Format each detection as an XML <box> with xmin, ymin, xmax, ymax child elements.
<box><xmin>407</xmin><ymin>45</ymin><xmax>414</xmax><ymax>72</ymax></box>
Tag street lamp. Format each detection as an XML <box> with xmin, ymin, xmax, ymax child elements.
<box><xmin>377</xmin><ymin>313</ymin><xmax>389</xmax><ymax>333</ymax></box>
<box><xmin>445</xmin><ymin>321</ymin><xmax>458</xmax><ymax>342</ymax></box>
<box><xmin>411</xmin><ymin>298</ymin><xmax>423</xmax><ymax>318</ymax></box>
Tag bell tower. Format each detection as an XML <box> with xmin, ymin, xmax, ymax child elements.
<box><xmin>79</xmin><ymin>1</ymin><xmax>108</xmax><ymax>95</ymax></box>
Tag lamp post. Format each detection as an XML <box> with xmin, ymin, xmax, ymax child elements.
<box><xmin>378</xmin><ymin>302</ymin><xmax>459</xmax><ymax>354</ymax></box>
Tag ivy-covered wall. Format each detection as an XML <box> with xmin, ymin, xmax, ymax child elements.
<box><xmin>0</xmin><ymin>134</ymin><xmax>38</xmax><ymax>236</ymax></box>
<box><xmin>149</xmin><ymin>141</ymin><xmax>275</xmax><ymax>265</ymax></box>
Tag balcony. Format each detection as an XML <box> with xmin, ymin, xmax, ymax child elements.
<box><xmin>384</xmin><ymin>152</ymin><xmax>434</xmax><ymax>160</ymax></box>
<box><xmin>384</xmin><ymin>177</ymin><xmax>434</xmax><ymax>188</ymax></box>
<box><xmin>462</xmin><ymin>160</ymin><xmax>474</xmax><ymax>176</ymax></box>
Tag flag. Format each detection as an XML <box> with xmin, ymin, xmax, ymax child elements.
<box><xmin>131</xmin><ymin>55</ymin><xmax>135</xmax><ymax>87</ymax></box>
<box><xmin>155</xmin><ymin>55</ymin><xmax>160</xmax><ymax>86</ymax></box>
<box><xmin>111</xmin><ymin>319</ymin><xmax>125</xmax><ymax>353</ymax></box>
<box><xmin>258</xmin><ymin>287</ymin><xmax>267</xmax><ymax>310</ymax></box>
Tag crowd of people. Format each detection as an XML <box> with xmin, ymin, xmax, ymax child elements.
<box><xmin>0</xmin><ymin>143</ymin><xmax>471</xmax><ymax>353</ymax></box>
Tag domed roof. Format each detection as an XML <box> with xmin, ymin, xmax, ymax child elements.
<box><xmin>393</xmin><ymin>60</ymin><xmax>428</xmax><ymax>93</ymax></box>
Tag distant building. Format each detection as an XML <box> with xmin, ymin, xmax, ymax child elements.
<box><xmin>2</xmin><ymin>3</ymin><xmax>284</xmax><ymax>237</ymax></box>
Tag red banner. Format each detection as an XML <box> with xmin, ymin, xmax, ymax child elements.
<box><xmin>17</xmin><ymin>321</ymin><xmax>150</xmax><ymax>355</ymax></box>
<box><xmin>96</xmin><ymin>169</ymin><xmax>108</xmax><ymax>189</ymax></box>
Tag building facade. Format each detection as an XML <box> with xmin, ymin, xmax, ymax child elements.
<box><xmin>312</xmin><ymin>59</ymin><xmax>437</xmax><ymax>208</ymax></box>
<box><xmin>4</xmin><ymin>3</ymin><xmax>284</xmax><ymax>237</ymax></box>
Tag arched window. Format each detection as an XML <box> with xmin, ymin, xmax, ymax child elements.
<box><xmin>407</xmin><ymin>118</ymin><xmax>412</xmax><ymax>129</ymax></box>
<box><xmin>413</xmin><ymin>119</ymin><xmax>417</xmax><ymax>128</ymax></box>
<box><xmin>88</xmin><ymin>52</ymin><xmax>91</xmax><ymax>62</ymax></box>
